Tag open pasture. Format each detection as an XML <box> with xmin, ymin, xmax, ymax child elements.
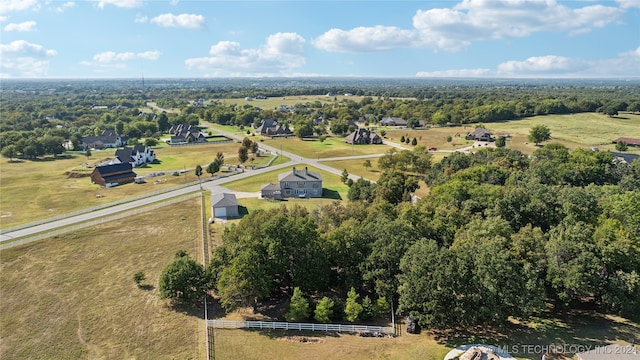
<box><xmin>0</xmin><ymin>198</ymin><xmax>204</xmax><ymax>360</ymax></box>
<box><xmin>264</xmin><ymin>137</ymin><xmax>391</xmax><ymax>159</ymax></box>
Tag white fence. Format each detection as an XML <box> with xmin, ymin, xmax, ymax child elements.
<box><xmin>207</xmin><ymin>320</ymin><xmax>394</xmax><ymax>335</ymax></box>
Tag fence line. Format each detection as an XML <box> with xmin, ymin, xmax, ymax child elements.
<box><xmin>206</xmin><ymin>320</ymin><xmax>394</xmax><ymax>335</ymax></box>
<box><xmin>0</xmin><ymin>193</ymin><xmax>200</xmax><ymax>250</ymax></box>
<box><xmin>169</xmin><ymin>139</ymin><xmax>233</xmax><ymax>147</ymax></box>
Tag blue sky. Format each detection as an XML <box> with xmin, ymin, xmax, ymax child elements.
<box><xmin>0</xmin><ymin>0</ymin><xmax>638</xmax><ymax>79</ymax></box>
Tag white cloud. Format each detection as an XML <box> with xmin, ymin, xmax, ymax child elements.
<box><xmin>97</xmin><ymin>0</ymin><xmax>142</xmax><ymax>9</ymax></box>
<box><xmin>134</xmin><ymin>15</ymin><xmax>148</xmax><ymax>23</ymax></box>
<box><xmin>185</xmin><ymin>32</ymin><xmax>306</xmax><ymax>76</ymax></box>
<box><xmin>3</xmin><ymin>20</ymin><xmax>37</xmax><ymax>32</ymax></box>
<box><xmin>497</xmin><ymin>55</ymin><xmax>588</xmax><ymax>75</ymax></box>
<box><xmin>52</xmin><ymin>1</ymin><xmax>76</xmax><ymax>13</ymax></box>
<box><xmin>616</xmin><ymin>0</ymin><xmax>640</xmax><ymax>8</ymax></box>
<box><xmin>150</xmin><ymin>13</ymin><xmax>205</xmax><ymax>29</ymax></box>
<box><xmin>0</xmin><ymin>40</ymin><xmax>56</xmax><ymax>78</ymax></box>
<box><xmin>0</xmin><ymin>0</ymin><xmax>39</xmax><ymax>14</ymax></box>
<box><xmin>416</xmin><ymin>68</ymin><xmax>492</xmax><ymax>78</ymax></box>
<box><xmin>0</xmin><ymin>16</ymin><xmax>7</xmax><ymax>22</ymax></box>
<box><xmin>315</xmin><ymin>0</ymin><xmax>625</xmax><ymax>53</ymax></box>
<box><xmin>313</xmin><ymin>26</ymin><xmax>416</xmax><ymax>53</ymax></box>
<box><xmin>415</xmin><ymin>47</ymin><xmax>640</xmax><ymax>78</ymax></box>
<box><xmin>90</xmin><ymin>50</ymin><xmax>161</xmax><ymax>63</ymax></box>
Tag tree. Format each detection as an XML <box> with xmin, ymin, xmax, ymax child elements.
<box><xmin>363</xmin><ymin>159</ymin><xmax>372</xmax><ymax>171</ymax></box>
<box><xmin>411</xmin><ymin>137</ymin><xmax>417</xmax><ymax>146</ymax></box>
<box><xmin>360</xmin><ymin>296</ymin><xmax>375</xmax><ymax>320</ymax></box>
<box><xmin>144</xmin><ymin>138</ymin><xmax>158</xmax><ymax>147</ymax></box>
<box><xmin>1</xmin><ymin>145</ymin><xmax>17</xmax><ymax>161</ymax></box>
<box><xmin>84</xmin><ymin>149</ymin><xmax>92</xmax><ymax>159</ymax></box>
<box><xmin>214</xmin><ymin>152</ymin><xmax>224</xmax><ymax>167</ymax></box>
<box><xmin>195</xmin><ymin>164</ymin><xmax>203</xmax><ymax>189</ymax></box>
<box><xmin>314</xmin><ymin>296</ymin><xmax>334</xmax><ymax>323</ymax></box>
<box><xmin>344</xmin><ymin>287</ymin><xmax>362</xmax><ymax>322</ymax></box>
<box><xmin>379</xmin><ymin>130</ymin><xmax>386</xmax><ymax>138</ymax></box>
<box><xmin>238</xmin><ymin>146</ymin><xmax>249</xmax><ymax>169</ymax></box>
<box><xmin>242</xmin><ymin>137</ymin><xmax>253</xmax><ymax>149</ymax></box>
<box><xmin>615</xmin><ymin>141</ymin><xmax>628</xmax><ymax>151</ymax></box>
<box><xmin>158</xmin><ymin>252</ymin><xmax>207</xmax><ymax>304</ymax></box>
<box><xmin>341</xmin><ymin>168</ymin><xmax>349</xmax><ymax>183</ymax></box>
<box><xmin>528</xmin><ymin>125</ymin><xmax>551</xmax><ymax>146</ymax></box>
<box><xmin>285</xmin><ymin>287</ymin><xmax>310</xmax><ymax>321</ymax></box>
<box><xmin>206</xmin><ymin>161</ymin><xmax>220</xmax><ymax>177</ymax></box>
<box><xmin>250</xmin><ymin>141</ymin><xmax>259</xmax><ymax>156</ymax></box>
<box><xmin>133</xmin><ymin>271</ymin><xmax>146</xmax><ymax>286</ymax></box>
<box><xmin>375</xmin><ymin>296</ymin><xmax>391</xmax><ymax>317</ymax></box>
<box><xmin>495</xmin><ymin>136</ymin><xmax>506</xmax><ymax>148</ymax></box>
<box><xmin>400</xmin><ymin>135</ymin><xmax>405</xmax><ymax>143</ymax></box>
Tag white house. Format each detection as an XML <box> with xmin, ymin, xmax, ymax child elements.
<box><xmin>114</xmin><ymin>145</ymin><xmax>156</xmax><ymax>167</ymax></box>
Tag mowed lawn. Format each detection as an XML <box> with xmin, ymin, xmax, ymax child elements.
<box><xmin>0</xmin><ymin>198</ymin><xmax>205</xmax><ymax>360</ymax></box>
<box><xmin>263</xmin><ymin>137</ymin><xmax>391</xmax><ymax>159</ymax></box>
<box><xmin>223</xmin><ymin>164</ymin><xmax>349</xmax><ymax>200</ymax></box>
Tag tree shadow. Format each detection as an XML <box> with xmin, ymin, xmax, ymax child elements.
<box><xmin>430</xmin><ymin>309</ymin><xmax>640</xmax><ymax>359</ymax></box>
<box><xmin>138</xmin><ymin>284</ymin><xmax>155</xmax><ymax>291</ymax></box>
<box><xmin>167</xmin><ymin>301</ymin><xmax>206</xmax><ymax>320</ymax></box>
<box><xmin>322</xmin><ymin>189</ymin><xmax>342</xmax><ymax>200</ymax></box>
<box><xmin>237</xmin><ymin>205</ymin><xmax>249</xmax><ymax>217</ymax></box>
<box><xmin>5</xmin><ymin>159</ymin><xmax>25</xmax><ymax>163</ymax></box>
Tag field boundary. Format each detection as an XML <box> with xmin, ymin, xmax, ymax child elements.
<box><xmin>206</xmin><ymin>320</ymin><xmax>394</xmax><ymax>335</ymax></box>
<box><xmin>0</xmin><ymin>193</ymin><xmax>200</xmax><ymax>250</ymax></box>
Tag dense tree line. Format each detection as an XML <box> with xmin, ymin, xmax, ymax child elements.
<box><xmin>206</xmin><ymin>143</ymin><xmax>639</xmax><ymax>328</ymax></box>
<box><xmin>3</xmin><ymin>79</ymin><xmax>640</xmax><ymax>158</ymax></box>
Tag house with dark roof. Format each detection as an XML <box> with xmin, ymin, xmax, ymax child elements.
<box><xmin>168</xmin><ymin>123</ymin><xmax>206</xmax><ymax>144</ymax></box>
<box><xmin>91</xmin><ymin>163</ymin><xmax>137</xmax><ymax>187</ymax></box>
<box><xmin>114</xmin><ymin>145</ymin><xmax>155</xmax><ymax>167</ymax></box>
<box><xmin>380</xmin><ymin>116</ymin><xmax>407</xmax><ymax>127</ymax></box>
<box><xmin>260</xmin><ymin>166</ymin><xmax>323</xmax><ymax>199</ymax></box>
<box><xmin>255</xmin><ymin>119</ymin><xmax>292</xmax><ymax>136</ymax></box>
<box><xmin>81</xmin><ymin>130</ymin><xmax>128</xmax><ymax>150</ymax></box>
<box><xmin>211</xmin><ymin>193</ymin><xmax>239</xmax><ymax>218</ymax></box>
<box><xmin>465</xmin><ymin>127</ymin><xmax>494</xmax><ymax>142</ymax></box>
<box><xmin>344</xmin><ymin>129</ymin><xmax>383</xmax><ymax>145</ymax></box>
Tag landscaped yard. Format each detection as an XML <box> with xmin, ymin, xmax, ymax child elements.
<box><xmin>223</xmin><ymin>164</ymin><xmax>349</xmax><ymax>200</ymax></box>
<box><xmin>0</xmin><ymin>198</ymin><xmax>205</xmax><ymax>359</ymax></box>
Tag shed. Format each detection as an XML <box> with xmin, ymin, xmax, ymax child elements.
<box><xmin>211</xmin><ymin>193</ymin><xmax>239</xmax><ymax>218</ymax></box>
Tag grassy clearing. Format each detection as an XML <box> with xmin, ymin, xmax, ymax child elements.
<box><xmin>0</xmin><ymin>198</ymin><xmax>204</xmax><ymax>360</ymax></box>
<box><xmin>223</xmin><ymin>164</ymin><xmax>349</xmax><ymax>200</ymax></box>
<box><xmin>211</xmin><ymin>329</ymin><xmax>449</xmax><ymax>360</ymax></box>
<box><xmin>321</xmin><ymin>158</ymin><xmax>383</xmax><ymax>182</ymax></box>
<box><xmin>383</xmin><ymin>126</ymin><xmax>474</xmax><ymax>151</ymax></box>
<box><xmin>263</xmin><ymin>137</ymin><xmax>390</xmax><ymax>159</ymax></box>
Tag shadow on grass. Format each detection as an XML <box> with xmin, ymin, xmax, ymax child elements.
<box><xmin>254</xmin><ymin>329</ymin><xmax>341</xmax><ymax>339</ymax></box>
<box><xmin>32</xmin><ymin>154</ymin><xmax>77</xmax><ymax>162</ymax></box>
<box><xmin>138</xmin><ymin>284</ymin><xmax>155</xmax><ymax>291</ymax></box>
<box><xmin>168</xmin><ymin>301</ymin><xmax>206</xmax><ymax>320</ymax></box>
<box><xmin>322</xmin><ymin>189</ymin><xmax>342</xmax><ymax>200</ymax></box>
<box><xmin>430</xmin><ymin>309</ymin><xmax>640</xmax><ymax>359</ymax></box>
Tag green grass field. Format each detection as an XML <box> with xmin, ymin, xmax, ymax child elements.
<box><xmin>223</xmin><ymin>164</ymin><xmax>349</xmax><ymax>200</ymax></box>
<box><xmin>0</xmin><ymin>198</ymin><xmax>205</xmax><ymax>360</ymax></box>
<box><xmin>263</xmin><ymin>137</ymin><xmax>391</xmax><ymax>159</ymax></box>
<box><xmin>321</xmin><ymin>158</ymin><xmax>383</xmax><ymax>182</ymax></box>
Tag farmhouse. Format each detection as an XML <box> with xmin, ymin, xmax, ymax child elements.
<box><xmin>114</xmin><ymin>145</ymin><xmax>156</xmax><ymax>167</ymax></box>
<box><xmin>380</xmin><ymin>116</ymin><xmax>407</xmax><ymax>127</ymax></box>
<box><xmin>211</xmin><ymin>193</ymin><xmax>239</xmax><ymax>218</ymax></box>
<box><xmin>91</xmin><ymin>163</ymin><xmax>137</xmax><ymax>187</ymax></box>
<box><xmin>344</xmin><ymin>129</ymin><xmax>383</xmax><ymax>145</ymax></box>
<box><xmin>466</xmin><ymin>127</ymin><xmax>494</xmax><ymax>142</ymax></box>
<box><xmin>81</xmin><ymin>130</ymin><xmax>128</xmax><ymax>150</ymax></box>
<box><xmin>255</xmin><ymin>119</ymin><xmax>292</xmax><ymax>136</ymax></box>
<box><xmin>260</xmin><ymin>166</ymin><xmax>323</xmax><ymax>199</ymax></box>
<box><xmin>613</xmin><ymin>137</ymin><xmax>640</xmax><ymax>147</ymax></box>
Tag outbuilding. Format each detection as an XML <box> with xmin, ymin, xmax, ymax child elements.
<box><xmin>211</xmin><ymin>193</ymin><xmax>239</xmax><ymax>218</ymax></box>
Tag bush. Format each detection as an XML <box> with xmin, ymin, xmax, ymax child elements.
<box><xmin>344</xmin><ymin>287</ymin><xmax>362</xmax><ymax>322</ymax></box>
<box><xmin>616</xmin><ymin>141</ymin><xmax>628</xmax><ymax>151</ymax></box>
<box><xmin>285</xmin><ymin>287</ymin><xmax>310</xmax><ymax>322</ymax></box>
<box><xmin>314</xmin><ymin>297</ymin><xmax>334</xmax><ymax>323</ymax></box>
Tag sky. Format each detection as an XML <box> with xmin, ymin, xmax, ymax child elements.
<box><xmin>0</xmin><ymin>0</ymin><xmax>639</xmax><ymax>79</ymax></box>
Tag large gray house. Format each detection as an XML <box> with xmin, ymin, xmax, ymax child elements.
<box><xmin>260</xmin><ymin>167</ymin><xmax>323</xmax><ymax>199</ymax></box>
